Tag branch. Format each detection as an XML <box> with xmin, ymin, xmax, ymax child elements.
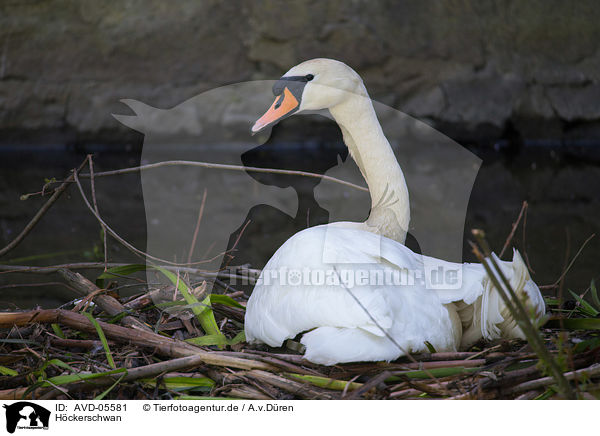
<box><xmin>0</xmin><ymin>157</ymin><xmax>89</xmax><ymax>258</ymax></box>
<box><xmin>78</xmin><ymin>160</ymin><xmax>368</xmax><ymax>193</ymax></box>
<box><xmin>0</xmin><ymin>309</ymin><xmax>273</xmax><ymax>371</ymax></box>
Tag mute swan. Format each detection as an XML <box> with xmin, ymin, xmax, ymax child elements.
<box><xmin>245</xmin><ymin>59</ymin><xmax>545</xmax><ymax>365</ymax></box>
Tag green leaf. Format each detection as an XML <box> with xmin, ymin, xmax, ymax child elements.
<box><xmin>83</xmin><ymin>312</ymin><xmax>116</xmax><ymax>369</ymax></box>
<box><xmin>98</xmin><ymin>264</ymin><xmax>147</xmax><ymax>279</ymax></box>
<box><xmin>51</xmin><ymin>324</ymin><xmax>65</xmax><ymax>339</ymax></box>
<box><xmin>546</xmin><ymin>318</ymin><xmax>600</xmax><ymax>330</ymax></box>
<box><xmin>228</xmin><ymin>331</ymin><xmax>246</xmax><ymax>345</ymax></box>
<box><xmin>424</xmin><ymin>341</ymin><xmax>437</xmax><ymax>353</ymax></box>
<box><xmin>94</xmin><ymin>374</ymin><xmax>126</xmax><ymax>400</ymax></box>
<box><xmin>0</xmin><ymin>366</ymin><xmax>18</xmax><ymax>376</ymax></box>
<box><xmin>209</xmin><ymin>294</ymin><xmax>245</xmax><ymax>310</ymax></box>
<box><xmin>153</xmin><ymin>267</ymin><xmax>221</xmax><ymax>339</ymax></box>
<box><xmin>46</xmin><ymin>359</ymin><xmax>77</xmax><ymax>372</ymax></box>
<box><xmin>186</xmin><ymin>334</ymin><xmax>229</xmax><ymax>347</ymax></box>
<box><xmin>41</xmin><ymin>368</ymin><xmax>127</xmax><ymax>387</ymax></box>
<box><xmin>573</xmin><ymin>337</ymin><xmax>600</xmax><ymax>353</ymax></box>
<box><xmin>386</xmin><ymin>366</ymin><xmax>480</xmax><ymax>381</ymax></box>
<box><xmin>591</xmin><ymin>280</ymin><xmax>600</xmax><ymax>311</ymax></box>
<box><xmin>286</xmin><ymin>374</ymin><xmax>362</xmax><ymax>391</ymax></box>
<box><xmin>33</xmin><ymin>358</ymin><xmax>77</xmax><ymax>381</ymax></box>
<box><xmin>186</xmin><ymin>331</ymin><xmax>246</xmax><ymax>347</ymax></box>
<box><xmin>569</xmin><ymin>290</ymin><xmax>599</xmax><ymax>317</ymax></box>
<box><xmin>105</xmin><ymin>311</ymin><xmax>129</xmax><ymax>324</ymax></box>
<box><xmin>140</xmin><ymin>376</ymin><xmax>215</xmax><ymax>390</ymax></box>
<box><xmin>534</xmin><ymin>387</ymin><xmax>556</xmax><ymax>400</ymax></box>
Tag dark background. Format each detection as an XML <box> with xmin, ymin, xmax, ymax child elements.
<box><xmin>1</xmin><ymin>1</ymin><xmax>599</xmax><ymax>307</ymax></box>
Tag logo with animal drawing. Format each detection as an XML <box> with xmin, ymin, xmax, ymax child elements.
<box><xmin>113</xmin><ymin>60</ymin><xmax>480</xmax><ymax>290</ymax></box>
<box><xmin>3</xmin><ymin>402</ymin><xmax>50</xmax><ymax>433</ymax></box>
<box><xmin>113</xmin><ymin>58</ymin><xmax>544</xmax><ymax>366</ymax></box>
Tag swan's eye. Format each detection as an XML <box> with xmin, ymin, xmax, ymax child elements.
<box><xmin>305</xmin><ymin>74</ymin><xmax>314</xmax><ymax>81</ymax></box>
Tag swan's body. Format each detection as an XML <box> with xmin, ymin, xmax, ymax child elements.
<box><xmin>245</xmin><ymin>59</ymin><xmax>545</xmax><ymax>365</ymax></box>
<box><xmin>246</xmin><ymin>226</ymin><xmax>544</xmax><ymax>365</ymax></box>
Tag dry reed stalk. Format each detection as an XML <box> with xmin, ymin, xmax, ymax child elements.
<box><xmin>0</xmin><ymin>309</ymin><xmax>274</xmax><ymax>371</ymax></box>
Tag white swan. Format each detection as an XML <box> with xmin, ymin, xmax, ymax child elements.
<box><xmin>245</xmin><ymin>59</ymin><xmax>545</xmax><ymax>365</ymax></box>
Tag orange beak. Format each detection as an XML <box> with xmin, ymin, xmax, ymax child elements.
<box><xmin>251</xmin><ymin>87</ymin><xmax>299</xmax><ymax>133</ymax></box>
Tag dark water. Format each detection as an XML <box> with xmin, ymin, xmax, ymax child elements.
<box><xmin>1</xmin><ymin>136</ymin><xmax>599</xmax><ymax>309</ymax></box>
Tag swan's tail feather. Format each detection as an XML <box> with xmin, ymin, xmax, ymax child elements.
<box><xmin>460</xmin><ymin>249</ymin><xmax>545</xmax><ymax>348</ymax></box>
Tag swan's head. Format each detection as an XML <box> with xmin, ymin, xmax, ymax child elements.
<box><xmin>252</xmin><ymin>58</ymin><xmax>365</xmax><ymax>133</ymax></box>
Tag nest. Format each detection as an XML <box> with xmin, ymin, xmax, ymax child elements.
<box><xmin>0</xmin><ymin>266</ymin><xmax>598</xmax><ymax>400</ymax></box>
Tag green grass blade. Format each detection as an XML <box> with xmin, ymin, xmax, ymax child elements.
<box><xmin>573</xmin><ymin>337</ymin><xmax>600</xmax><ymax>353</ymax></box>
<box><xmin>186</xmin><ymin>331</ymin><xmax>246</xmax><ymax>347</ymax></box>
<box><xmin>46</xmin><ymin>359</ymin><xmax>77</xmax><ymax>372</ymax></box>
<box><xmin>544</xmin><ymin>297</ymin><xmax>560</xmax><ymax>305</ymax></box>
<box><xmin>386</xmin><ymin>366</ymin><xmax>480</xmax><ymax>381</ymax></box>
<box><xmin>591</xmin><ymin>279</ymin><xmax>600</xmax><ymax>310</ymax></box>
<box><xmin>186</xmin><ymin>334</ymin><xmax>229</xmax><ymax>347</ymax></box>
<box><xmin>140</xmin><ymin>376</ymin><xmax>215</xmax><ymax>390</ymax></box>
<box><xmin>569</xmin><ymin>290</ymin><xmax>599</xmax><ymax>317</ymax></box>
<box><xmin>209</xmin><ymin>294</ymin><xmax>245</xmax><ymax>309</ymax></box>
<box><xmin>41</xmin><ymin>368</ymin><xmax>127</xmax><ymax>387</ymax></box>
<box><xmin>51</xmin><ymin>324</ymin><xmax>65</xmax><ymax>338</ymax></box>
<box><xmin>98</xmin><ymin>264</ymin><xmax>147</xmax><ymax>279</ymax></box>
<box><xmin>153</xmin><ymin>267</ymin><xmax>221</xmax><ymax>338</ymax></box>
<box><xmin>0</xmin><ymin>366</ymin><xmax>18</xmax><ymax>376</ymax></box>
<box><xmin>424</xmin><ymin>341</ymin><xmax>437</xmax><ymax>353</ymax></box>
<box><xmin>228</xmin><ymin>331</ymin><xmax>246</xmax><ymax>345</ymax></box>
<box><xmin>286</xmin><ymin>374</ymin><xmax>362</xmax><ymax>391</ymax></box>
<box><xmin>94</xmin><ymin>374</ymin><xmax>126</xmax><ymax>400</ymax></box>
<box><xmin>546</xmin><ymin>318</ymin><xmax>600</xmax><ymax>330</ymax></box>
<box><xmin>534</xmin><ymin>387</ymin><xmax>556</xmax><ymax>400</ymax></box>
<box><xmin>83</xmin><ymin>312</ymin><xmax>116</xmax><ymax>369</ymax></box>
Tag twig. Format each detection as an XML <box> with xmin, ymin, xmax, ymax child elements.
<box><xmin>0</xmin><ymin>354</ymin><xmax>216</xmax><ymax>400</ymax></box>
<box><xmin>221</xmin><ymin>219</ymin><xmax>252</xmax><ymax>270</ymax></box>
<box><xmin>74</xmin><ymin>168</ymin><xmax>250</xmax><ymax>268</ymax></box>
<box><xmin>187</xmin><ymin>188</ymin><xmax>207</xmax><ymax>264</ymax></box>
<box><xmin>48</xmin><ymin>337</ymin><xmax>114</xmax><ymax>350</ymax></box>
<box><xmin>0</xmin><ymin>309</ymin><xmax>275</xmax><ymax>371</ymax></box>
<box><xmin>504</xmin><ymin>364</ymin><xmax>600</xmax><ymax>396</ymax></box>
<box><xmin>57</xmin><ymin>268</ymin><xmax>152</xmax><ymax>332</ymax></box>
<box><xmin>73</xmin><ymin>169</ymin><xmax>178</xmax><ymax>267</ymax></box>
<box><xmin>245</xmin><ymin>369</ymin><xmax>336</xmax><ymax>399</ymax></box>
<box><xmin>223</xmin><ymin>386</ymin><xmax>271</xmax><ymax>400</ymax></box>
<box><xmin>552</xmin><ymin>233</ymin><xmax>594</xmax><ymax>288</ymax></box>
<box><xmin>521</xmin><ymin>202</ymin><xmax>534</xmax><ymax>272</ymax></box>
<box><xmin>0</xmin><ymin>157</ymin><xmax>89</xmax><ymax>258</ymax></box>
<box><xmin>345</xmin><ymin>371</ymin><xmax>391</xmax><ymax>399</ymax></box>
<box><xmin>499</xmin><ymin>201</ymin><xmax>527</xmax><ymax>258</ymax></box>
<box><xmin>88</xmin><ymin>156</ymin><xmax>108</xmax><ymax>271</ymax></box>
<box><xmin>78</xmin><ymin>160</ymin><xmax>368</xmax><ymax>193</ymax></box>
<box><xmin>0</xmin><ymin>262</ymin><xmax>258</xmax><ymax>283</ymax></box>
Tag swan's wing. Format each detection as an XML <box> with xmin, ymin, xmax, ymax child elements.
<box><xmin>246</xmin><ymin>273</ymin><xmax>394</xmax><ymax>347</ymax></box>
<box><xmin>245</xmin><ymin>225</ymin><xmax>448</xmax><ymax>347</ymax></box>
<box><xmin>245</xmin><ymin>226</ymin><xmax>405</xmax><ymax>346</ymax></box>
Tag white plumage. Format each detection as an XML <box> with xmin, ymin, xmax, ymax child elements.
<box><xmin>244</xmin><ymin>58</ymin><xmax>545</xmax><ymax>365</ymax></box>
<box><xmin>245</xmin><ymin>225</ymin><xmax>545</xmax><ymax>365</ymax></box>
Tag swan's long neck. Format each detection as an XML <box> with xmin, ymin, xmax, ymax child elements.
<box><xmin>329</xmin><ymin>90</ymin><xmax>410</xmax><ymax>243</ymax></box>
